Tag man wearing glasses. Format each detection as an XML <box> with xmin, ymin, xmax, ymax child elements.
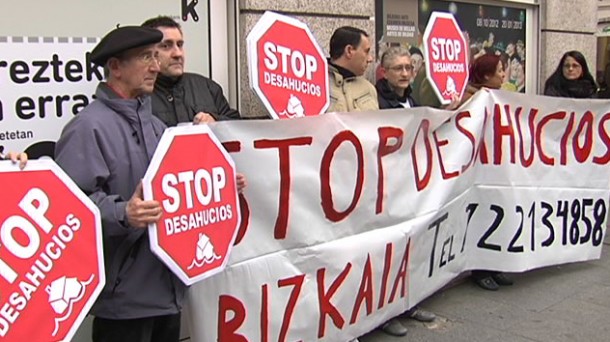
<box><xmin>374</xmin><ymin>46</ymin><xmax>438</xmax><ymax>337</ymax></box>
<box><xmin>376</xmin><ymin>46</ymin><xmax>418</xmax><ymax>109</ymax></box>
<box><xmin>55</xmin><ymin>26</ymin><xmax>188</xmax><ymax>342</ymax></box>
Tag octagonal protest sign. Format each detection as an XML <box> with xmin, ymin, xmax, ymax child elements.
<box><xmin>247</xmin><ymin>11</ymin><xmax>329</xmax><ymax>119</ymax></box>
<box><xmin>143</xmin><ymin>125</ymin><xmax>241</xmax><ymax>286</ymax></box>
<box><xmin>0</xmin><ymin>159</ymin><xmax>104</xmax><ymax>342</ymax></box>
<box><xmin>423</xmin><ymin>11</ymin><xmax>469</xmax><ymax>105</ymax></box>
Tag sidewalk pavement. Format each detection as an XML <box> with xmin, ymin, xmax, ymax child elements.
<box><xmin>361</xmin><ymin>237</ymin><xmax>610</xmax><ymax>342</ymax></box>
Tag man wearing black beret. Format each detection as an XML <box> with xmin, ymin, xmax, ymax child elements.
<box><xmin>55</xmin><ymin>26</ymin><xmax>187</xmax><ymax>342</ymax></box>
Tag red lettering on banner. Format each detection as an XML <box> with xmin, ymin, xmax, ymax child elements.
<box><xmin>455</xmin><ymin>111</ymin><xmax>476</xmax><ymax>172</ymax></box>
<box><xmin>234</xmin><ymin>195</ymin><xmax>250</xmax><ymax>245</ymax></box>
<box><xmin>317</xmin><ymin>263</ymin><xmax>352</xmax><ymax>338</ymax></box>
<box><xmin>377</xmin><ymin>127</ymin><xmax>404</xmax><ymax>214</ymax></box>
<box><xmin>433</xmin><ymin>130</ymin><xmax>459</xmax><ymax>180</ymax></box>
<box><xmin>573</xmin><ymin>111</ymin><xmax>594</xmax><ymax>163</ymax></box>
<box><xmin>320</xmin><ymin>131</ymin><xmax>364</xmax><ymax>222</ymax></box>
<box><xmin>254</xmin><ymin>137</ymin><xmax>313</xmax><ymax>239</ymax></box>
<box><xmin>222</xmin><ymin>141</ymin><xmax>250</xmax><ymax>246</ymax></box>
<box><xmin>559</xmin><ymin>112</ymin><xmax>576</xmax><ymax>165</ymax></box>
<box><xmin>493</xmin><ymin>104</ymin><xmax>515</xmax><ymax>165</ymax></box>
<box><xmin>218</xmin><ymin>295</ymin><xmax>248</xmax><ymax>342</ymax></box>
<box><xmin>278</xmin><ymin>274</ymin><xmax>305</xmax><ymax>342</ymax></box>
<box><xmin>514</xmin><ymin>107</ymin><xmax>537</xmax><ymax>168</ymax></box>
<box><xmin>593</xmin><ymin>113</ymin><xmax>610</xmax><ymax>164</ymax></box>
<box><xmin>389</xmin><ymin>239</ymin><xmax>410</xmax><ymax>303</ymax></box>
<box><xmin>536</xmin><ymin>111</ymin><xmax>566</xmax><ymax>165</ymax></box>
<box><xmin>477</xmin><ymin>108</ymin><xmax>491</xmax><ymax>165</ymax></box>
<box><xmin>412</xmin><ymin>119</ymin><xmax>433</xmax><ymax>191</ymax></box>
<box><xmin>261</xmin><ymin>284</ymin><xmax>268</xmax><ymax>342</ymax></box>
<box><xmin>350</xmin><ymin>254</ymin><xmax>373</xmax><ymax>324</ymax></box>
<box><xmin>377</xmin><ymin>242</ymin><xmax>393</xmax><ymax>310</ymax></box>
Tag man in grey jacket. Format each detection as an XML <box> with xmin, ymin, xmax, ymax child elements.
<box><xmin>55</xmin><ymin>26</ymin><xmax>185</xmax><ymax>342</ymax></box>
<box><xmin>142</xmin><ymin>16</ymin><xmax>241</xmax><ymax>126</ymax></box>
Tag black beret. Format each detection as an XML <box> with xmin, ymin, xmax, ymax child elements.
<box><xmin>90</xmin><ymin>26</ymin><xmax>163</xmax><ymax>66</ymax></box>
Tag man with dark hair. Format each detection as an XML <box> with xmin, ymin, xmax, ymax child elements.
<box><xmin>327</xmin><ymin>26</ymin><xmax>378</xmax><ymax>112</ymax></box>
<box><xmin>55</xmin><ymin>26</ymin><xmax>185</xmax><ymax>342</ymax></box>
<box><xmin>142</xmin><ymin>16</ymin><xmax>240</xmax><ymax>126</ymax></box>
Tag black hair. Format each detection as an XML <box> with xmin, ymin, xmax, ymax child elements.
<box><xmin>329</xmin><ymin>26</ymin><xmax>368</xmax><ymax>60</ymax></box>
<box><xmin>408</xmin><ymin>46</ymin><xmax>423</xmax><ymax>58</ymax></box>
<box><xmin>141</xmin><ymin>16</ymin><xmax>182</xmax><ymax>30</ymax></box>
<box><xmin>544</xmin><ymin>50</ymin><xmax>597</xmax><ymax>95</ymax></box>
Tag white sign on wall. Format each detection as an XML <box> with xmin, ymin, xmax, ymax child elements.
<box><xmin>0</xmin><ymin>0</ymin><xmax>211</xmax><ymax>158</ymax></box>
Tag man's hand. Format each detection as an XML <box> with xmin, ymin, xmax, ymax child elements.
<box><xmin>193</xmin><ymin>112</ymin><xmax>217</xmax><ymax>125</ymax></box>
<box><xmin>125</xmin><ymin>182</ymin><xmax>162</xmax><ymax>229</ymax></box>
<box><xmin>4</xmin><ymin>151</ymin><xmax>28</xmax><ymax>170</ymax></box>
<box><xmin>236</xmin><ymin>173</ymin><xmax>247</xmax><ymax>193</ymax></box>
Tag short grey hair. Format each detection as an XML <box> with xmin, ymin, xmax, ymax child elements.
<box><xmin>380</xmin><ymin>47</ymin><xmax>411</xmax><ymax>69</ymax></box>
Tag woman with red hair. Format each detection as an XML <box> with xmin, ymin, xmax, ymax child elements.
<box><xmin>459</xmin><ymin>53</ymin><xmax>505</xmax><ymax>106</ymax></box>
<box><xmin>460</xmin><ymin>53</ymin><xmax>514</xmax><ymax>291</ymax></box>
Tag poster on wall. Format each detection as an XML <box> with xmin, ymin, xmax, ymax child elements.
<box><xmin>419</xmin><ymin>0</ymin><xmax>527</xmax><ymax>92</ymax></box>
<box><xmin>0</xmin><ymin>0</ymin><xmax>210</xmax><ymax>159</ymax></box>
<box><xmin>375</xmin><ymin>0</ymin><xmax>527</xmax><ymax>92</ymax></box>
<box><xmin>377</xmin><ymin>0</ymin><xmax>419</xmax><ymax>49</ymax></box>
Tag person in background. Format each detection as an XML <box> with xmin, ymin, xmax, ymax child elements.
<box><xmin>142</xmin><ymin>16</ymin><xmax>240</xmax><ymax>126</ymax></box>
<box><xmin>374</xmin><ymin>46</ymin><xmax>437</xmax><ymax>337</ymax></box>
<box><xmin>408</xmin><ymin>46</ymin><xmax>424</xmax><ymax>88</ymax></box>
<box><xmin>327</xmin><ymin>26</ymin><xmax>378</xmax><ymax>113</ymax></box>
<box><xmin>459</xmin><ymin>53</ymin><xmax>514</xmax><ymax>291</ymax></box>
<box><xmin>2</xmin><ymin>151</ymin><xmax>28</xmax><ymax>169</ymax></box>
<box><xmin>55</xmin><ymin>26</ymin><xmax>185</xmax><ymax>342</ymax></box>
<box><xmin>544</xmin><ymin>50</ymin><xmax>598</xmax><ymax>98</ymax></box>
<box><xmin>409</xmin><ymin>47</ymin><xmax>424</xmax><ymax>79</ymax></box>
<box><xmin>327</xmin><ymin>25</ymin><xmax>377</xmax><ymax>342</ymax></box>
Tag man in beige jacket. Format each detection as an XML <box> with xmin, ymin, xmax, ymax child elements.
<box><xmin>327</xmin><ymin>26</ymin><xmax>378</xmax><ymax>113</ymax></box>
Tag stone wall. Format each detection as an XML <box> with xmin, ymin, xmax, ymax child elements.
<box><xmin>539</xmin><ymin>0</ymin><xmax>597</xmax><ymax>91</ymax></box>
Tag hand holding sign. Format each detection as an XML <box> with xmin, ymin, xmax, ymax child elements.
<box><xmin>2</xmin><ymin>151</ymin><xmax>28</xmax><ymax>170</ymax></box>
<box><xmin>125</xmin><ymin>182</ymin><xmax>162</xmax><ymax>229</ymax></box>
<box><xmin>236</xmin><ymin>173</ymin><xmax>247</xmax><ymax>193</ymax></box>
<box><xmin>193</xmin><ymin>112</ymin><xmax>216</xmax><ymax>125</ymax></box>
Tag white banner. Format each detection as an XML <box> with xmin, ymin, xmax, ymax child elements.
<box><xmin>186</xmin><ymin>89</ymin><xmax>610</xmax><ymax>341</ymax></box>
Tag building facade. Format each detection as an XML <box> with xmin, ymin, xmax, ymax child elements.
<box><xmin>234</xmin><ymin>0</ymin><xmax>599</xmax><ymax>118</ymax></box>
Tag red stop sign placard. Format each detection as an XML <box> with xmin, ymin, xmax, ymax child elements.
<box><xmin>143</xmin><ymin>125</ymin><xmax>240</xmax><ymax>286</ymax></box>
<box><xmin>0</xmin><ymin>160</ymin><xmax>104</xmax><ymax>342</ymax></box>
<box><xmin>423</xmin><ymin>12</ymin><xmax>469</xmax><ymax>105</ymax></box>
<box><xmin>247</xmin><ymin>11</ymin><xmax>329</xmax><ymax>119</ymax></box>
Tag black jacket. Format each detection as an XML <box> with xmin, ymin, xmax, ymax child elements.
<box><xmin>152</xmin><ymin>73</ymin><xmax>241</xmax><ymax>127</ymax></box>
<box><xmin>543</xmin><ymin>78</ymin><xmax>598</xmax><ymax>99</ymax></box>
<box><xmin>375</xmin><ymin>78</ymin><xmax>417</xmax><ymax>109</ymax></box>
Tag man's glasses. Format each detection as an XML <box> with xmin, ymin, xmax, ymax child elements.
<box><xmin>135</xmin><ymin>52</ymin><xmax>160</xmax><ymax>66</ymax></box>
<box><xmin>388</xmin><ymin>64</ymin><xmax>414</xmax><ymax>72</ymax></box>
